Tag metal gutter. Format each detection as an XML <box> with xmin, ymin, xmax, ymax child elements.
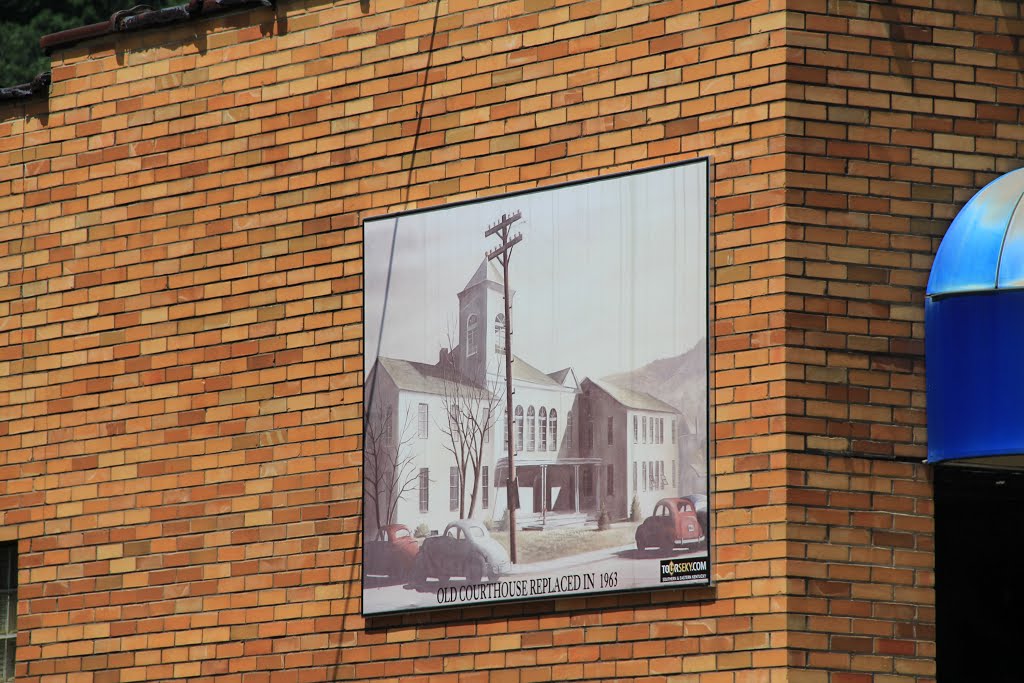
<box><xmin>0</xmin><ymin>73</ymin><xmax>51</xmax><ymax>103</ymax></box>
<box><xmin>40</xmin><ymin>0</ymin><xmax>274</xmax><ymax>54</ymax></box>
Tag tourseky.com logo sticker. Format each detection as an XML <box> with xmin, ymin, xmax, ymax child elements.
<box><xmin>660</xmin><ymin>558</ymin><xmax>710</xmax><ymax>584</ymax></box>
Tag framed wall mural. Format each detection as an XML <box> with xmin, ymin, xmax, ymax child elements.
<box><xmin>362</xmin><ymin>159</ymin><xmax>711</xmax><ymax>614</ymax></box>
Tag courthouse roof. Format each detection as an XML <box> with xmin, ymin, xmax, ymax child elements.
<box><xmin>374</xmin><ymin>357</ymin><xmax>484</xmax><ymax>397</ymax></box>
<box><xmin>374</xmin><ymin>352</ymin><xmax>566</xmax><ymax>397</ymax></box>
<box><xmin>461</xmin><ymin>260</ymin><xmax>505</xmax><ymax>291</ymax></box>
<box><xmin>585</xmin><ymin>378</ymin><xmax>679</xmax><ymax>414</ymax></box>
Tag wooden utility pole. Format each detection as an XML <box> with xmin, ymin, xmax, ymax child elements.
<box><xmin>486</xmin><ymin>211</ymin><xmax>523</xmax><ymax>564</ymax></box>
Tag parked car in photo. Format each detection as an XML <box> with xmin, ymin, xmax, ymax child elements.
<box><xmin>364</xmin><ymin>524</ymin><xmax>419</xmax><ymax>581</ymax></box>
<box><xmin>635</xmin><ymin>497</ymin><xmax>705</xmax><ymax>551</ymax></box>
<box><xmin>413</xmin><ymin>519</ymin><xmax>511</xmax><ymax>583</ymax></box>
<box><xmin>681</xmin><ymin>494</ymin><xmax>708</xmax><ymax>538</ymax></box>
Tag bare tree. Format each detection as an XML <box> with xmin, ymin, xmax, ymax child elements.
<box><xmin>363</xmin><ymin>402</ymin><xmax>419</xmax><ymax>531</ymax></box>
<box><xmin>436</xmin><ymin>338</ymin><xmax>504</xmax><ymax>519</ymax></box>
<box><xmin>464</xmin><ymin>381</ymin><xmax>502</xmax><ymax>518</ymax></box>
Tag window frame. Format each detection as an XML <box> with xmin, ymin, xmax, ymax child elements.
<box><xmin>417</xmin><ymin>402</ymin><xmax>429</xmax><ymax>439</ymax></box>
<box><xmin>482</xmin><ymin>465</ymin><xmax>489</xmax><ymax>509</ymax></box>
<box><xmin>449</xmin><ymin>466</ymin><xmax>460</xmax><ymax>512</ymax></box>
<box><xmin>515</xmin><ymin>405</ymin><xmax>524</xmax><ymax>452</ymax></box>
<box><xmin>466</xmin><ymin>313</ymin><xmax>479</xmax><ymax>357</ymax></box>
<box><xmin>494</xmin><ymin>314</ymin><xmax>506</xmax><ymax>354</ymax></box>
<box><xmin>0</xmin><ymin>543</ymin><xmax>15</xmax><ymax>683</ymax></box>
<box><xmin>419</xmin><ymin>468</ymin><xmax>429</xmax><ymax>513</ymax></box>
<box><xmin>526</xmin><ymin>406</ymin><xmax>536</xmax><ymax>451</ymax></box>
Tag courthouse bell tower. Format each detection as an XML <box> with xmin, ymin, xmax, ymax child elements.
<box><xmin>456</xmin><ymin>259</ymin><xmax>513</xmax><ymax>388</ymax></box>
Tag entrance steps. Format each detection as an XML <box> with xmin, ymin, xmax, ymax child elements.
<box><xmin>519</xmin><ymin>511</ymin><xmax>595</xmax><ymax>530</ymax></box>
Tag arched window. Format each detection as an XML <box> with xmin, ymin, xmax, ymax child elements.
<box><xmin>549</xmin><ymin>409</ymin><xmax>557</xmax><ymax>451</ymax></box>
<box><xmin>515</xmin><ymin>406</ymin><xmax>524</xmax><ymax>452</ymax></box>
<box><xmin>466</xmin><ymin>314</ymin><xmax>478</xmax><ymax>357</ymax></box>
<box><xmin>527</xmin><ymin>407</ymin><xmax>536</xmax><ymax>451</ymax></box>
<box><xmin>565</xmin><ymin>410</ymin><xmax>572</xmax><ymax>448</ymax></box>
<box><xmin>539</xmin><ymin>408</ymin><xmax>548</xmax><ymax>451</ymax></box>
<box><xmin>494</xmin><ymin>314</ymin><xmax>506</xmax><ymax>354</ymax></box>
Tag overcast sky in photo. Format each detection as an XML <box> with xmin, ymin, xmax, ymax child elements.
<box><xmin>364</xmin><ymin>161</ymin><xmax>708</xmax><ymax>382</ymax></box>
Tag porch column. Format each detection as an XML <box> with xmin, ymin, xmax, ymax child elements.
<box><xmin>573</xmin><ymin>464</ymin><xmax>580</xmax><ymax>513</ymax></box>
<box><xmin>541</xmin><ymin>465</ymin><xmax>547</xmax><ymax>523</ymax></box>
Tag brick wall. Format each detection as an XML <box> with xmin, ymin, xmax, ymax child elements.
<box><xmin>0</xmin><ymin>0</ymin><xmax>1017</xmax><ymax>680</ymax></box>
<box><xmin>782</xmin><ymin>1</ymin><xmax>1024</xmax><ymax>680</ymax></box>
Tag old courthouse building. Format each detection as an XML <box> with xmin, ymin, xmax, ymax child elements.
<box><xmin>1</xmin><ymin>0</ymin><xmax>1023</xmax><ymax>681</ymax></box>
<box><xmin>366</xmin><ymin>255</ymin><xmax>694</xmax><ymax>536</ymax></box>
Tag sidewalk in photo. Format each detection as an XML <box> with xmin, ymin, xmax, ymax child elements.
<box><xmin>503</xmin><ymin>543</ymin><xmax>706</xmax><ymax>576</ymax></box>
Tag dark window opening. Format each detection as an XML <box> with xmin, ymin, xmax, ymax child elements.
<box><xmin>0</xmin><ymin>543</ymin><xmax>16</xmax><ymax>683</ymax></box>
<box><xmin>936</xmin><ymin>466</ymin><xmax>1024</xmax><ymax>682</ymax></box>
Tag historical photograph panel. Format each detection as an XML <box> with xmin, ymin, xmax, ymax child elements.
<box><xmin>362</xmin><ymin>160</ymin><xmax>710</xmax><ymax>614</ymax></box>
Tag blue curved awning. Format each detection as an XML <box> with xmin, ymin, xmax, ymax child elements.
<box><xmin>928</xmin><ymin>167</ymin><xmax>1024</xmax><ymax>296</ymax></box>
<box><xmin>927</xmin><ymin>167</ymin><xmax>1024</xmax><ymax>468</ymax></box>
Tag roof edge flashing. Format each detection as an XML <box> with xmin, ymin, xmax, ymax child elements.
<box><xmin>0</xmin><ymin>72</ymin><xmax>51</xmax><ymax>103</ymax></box>
<box><xmin>40</xmin><ymin>0</ymin><xmax>275</xmax><ymax>55</ymax></box>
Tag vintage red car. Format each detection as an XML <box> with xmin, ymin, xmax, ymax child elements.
<box><xmin>364</xmin><ymin>524</ymin><xmax>419</xmax><ymax>580</ymax></box>
<box><xmin>635</xmin><ymin>497</ymin><xmax>706</xmax><ymax>551</ymax></box>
